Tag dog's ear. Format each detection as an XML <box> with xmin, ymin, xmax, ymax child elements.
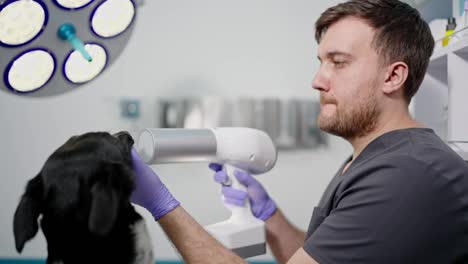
<box><xmin>89</xmin><ymin>182</ymin><xmax>118</xmax><ymax>236</ymax></box>
<box><xmin>13</xmin><ymin>174</ymin><xmax>43</xmax><ymax>253</ymax></box>
<box><xmin>113</xmin><ymin>131</ymin><xmax>134</xmax><ymax>151</ymax></box>
<box><xmin>88</xmin><ymin>162</ymin><xmax>131</xmax><ymax>236</ymax></box>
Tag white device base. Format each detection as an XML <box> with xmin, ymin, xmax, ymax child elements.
<box><xmin>205</xmin><ymin>211</ymin><xmax>266</xmax><ymax>258</ymax></box>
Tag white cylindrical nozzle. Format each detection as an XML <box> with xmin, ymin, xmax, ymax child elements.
<box><xmin>137</xmin><ymin>128</ymin><xmax>217</xmax><ymax>164</ymax></box>
<box><xmin>137</xmin><ymin>127</ymin><xmax>276</xmax><ymax>256</ymax></box>
<box><xmin>136</xmin><ymin>128</ymin><xmax>277</xmax><ymax>174</ymax></box>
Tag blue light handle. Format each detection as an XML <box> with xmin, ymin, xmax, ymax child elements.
<box><xmin>57</xmin><ymin>23</ymin><xmax>92</xmax><ymax>62</ymax></box>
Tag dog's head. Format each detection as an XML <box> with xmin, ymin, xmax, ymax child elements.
<box><xmin>13</xmin><ymin>131</ymin><xmax>152</xmax><ymax>263</ymax></box>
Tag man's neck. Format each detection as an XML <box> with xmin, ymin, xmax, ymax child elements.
<box><xmin>347</xmin><ymin>109</ymin><xmax>424</xmax><ymax>161</ymax></box>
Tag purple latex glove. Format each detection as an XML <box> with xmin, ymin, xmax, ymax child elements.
<box><xmin>209</xmin><ymin>163</ymin><xmax>277</xmax><ymax>221</ymax></box>
<box><xmin>131</xmin><ymin>148</ymin><xmax>180</xmax><ymax>220</ymax></box>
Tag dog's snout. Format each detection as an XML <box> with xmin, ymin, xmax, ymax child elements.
<box><xmin>113</xmin><ymin>131</ymin><xmax>135</xmax><ymax>149</ymax></box>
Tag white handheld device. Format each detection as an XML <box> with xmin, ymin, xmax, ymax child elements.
<box><xmin>136</xmin><ymin>127</ymin><xmax>277</xmax><ymax>258</ymax></box>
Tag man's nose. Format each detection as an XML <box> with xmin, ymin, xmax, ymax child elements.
<box><xmin>312</xmin><ymin>67</ymin><xmax>330</xmax><ymax>92</ymax></box>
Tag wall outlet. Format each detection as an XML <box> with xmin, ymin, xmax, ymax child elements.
<box><xmin>120</xmin><ymin>99</ymin><xmax>141</xmax><ymax>119</ymax></box>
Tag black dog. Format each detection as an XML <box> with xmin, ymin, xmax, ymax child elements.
<box><xmin>13</xmin><ymin>131</ymin><xmax>154</xmax><ymax>264</ymax></box>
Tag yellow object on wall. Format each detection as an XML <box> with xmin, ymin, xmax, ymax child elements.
<box><xmin>443</xmin><ymin>29</ymin><xmax>456</xmax><ymax>47</ymax></box>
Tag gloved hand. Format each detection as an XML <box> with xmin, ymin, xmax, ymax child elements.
<box><xmin>130</xmin><ymin>148</ymin><xmax>180</xmax><ymax>220</ymax></box>
<box><xmin>209</xmin><ymin>163</ymin><xmax>277</xmax><ymax>221</ymax></box>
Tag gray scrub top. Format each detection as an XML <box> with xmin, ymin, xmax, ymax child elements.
<box><xmin>304</xmin><ymin>128</ymin><xmax>468</xmax><ymax>263</ymax></box>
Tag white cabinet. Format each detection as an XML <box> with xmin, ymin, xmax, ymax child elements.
<box><xmin>414</xmin><ymin>36</ymin><xmax>468</xmax><ymax>160</ymax></box>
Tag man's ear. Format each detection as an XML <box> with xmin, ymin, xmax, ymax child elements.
<box><xmin>13</xmin><ymin>174</ymin><xmax>44</xmax><ymax>253</ymax></box>
<box><xmin>88</xmin><ymin>162</ymin><xmax>131</xmax><ymax>236</ymax></box>
<box><xmin>382</xmin><ymin>62</ymin><xmax>409</xmax><ymax>95</ymax></box>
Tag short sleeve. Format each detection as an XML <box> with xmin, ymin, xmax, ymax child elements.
<box><xmin>303</xmin><ymin>156</ymin><xmax>456</xmax><ymax>264</ymax></box>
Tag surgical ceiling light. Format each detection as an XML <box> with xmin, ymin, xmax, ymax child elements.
<box><xmin>0</xmin><ymin>0</ymin><xmax>138</xmax><ymax>97</ymax></box>
<box><xmin>91</xmin><ymin>0</ymin><xmax>135</xmax><ymax>38</ymax></box>
<box><xmin>64</xmin><ymin>43</ymin><xmax>107</xmax><ymax>83</ymax></box>
<box><xmin>5</xmin><ymin>49</ymin><xmax>55</xmax><ymax>93</ymax></box>
<box><xmin>54</xmin><ymin>0</ymin><xmax>94</xmax><ymax>9</ymax></box>
<box><xmin>0</xmin><ymin>0</ymin><xmax>47</xmax><ymax>46</ymax></box>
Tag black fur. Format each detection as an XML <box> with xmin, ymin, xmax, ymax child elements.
<box><xmin>13</xmin><ymin>131</ymin><xmax>151</xmax><ymax>264</ymax></box>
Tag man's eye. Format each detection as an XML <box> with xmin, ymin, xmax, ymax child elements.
<box><xmin>333</xmin><ymin>61</ymin><xmax>346</xmax><ymax>66</ymax></box>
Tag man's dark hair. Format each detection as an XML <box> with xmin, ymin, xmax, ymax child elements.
<box><xmin>315</xmin><ymin>0</ymin><xmax>435</xmax><ymax>102</ymax></box>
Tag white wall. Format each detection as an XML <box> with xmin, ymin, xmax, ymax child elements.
<box><xmin>0</xmin><ymin>0</ymin><xmax>350</xmax><ymax>261</ymax></box>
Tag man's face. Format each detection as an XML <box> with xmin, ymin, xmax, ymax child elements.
<box><xmin>313</xmin><ymin>16</ymin><xmax>385</xmax><ymax>139</ymax></box>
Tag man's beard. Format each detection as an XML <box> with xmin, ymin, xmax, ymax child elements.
<box><xmin>318</xmin><ymin>89</ymin><xmax>379</xmax><ymax>139</ymax></box>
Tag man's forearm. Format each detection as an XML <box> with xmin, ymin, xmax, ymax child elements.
<box><xmin>158</xmin><ymin>206</ymin><xmax>246</xmax><ymax>264</ymax></box>
<box><xmin>266</xmin><ymin>210</ymin><xmax>305</xmax><ymax>264</ymax></box>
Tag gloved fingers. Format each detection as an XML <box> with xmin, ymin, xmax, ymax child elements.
<box><xmin>224</xmin><ymin>197</ymin><xmax>245</xmax><ymax>207</ymax></box>
<box><xmin>209</xmin><ymin>163</ymin><xmax>223</xmax><ymax>172</ymax></box>
<box><xmin>233</xmin><ymin>170</ymin><xmax>257</xmax><ymax>186</ymax></box>
<box><xmin>131</xmin><ymin>148</ymin><xmax>158</xmax><ymax>176</ymax></box>
<box><xmin>221</xmin><ymin>186</ymin><xmax>248</xmax><ymax>200</ymax></box>
<box><xmin>214</xmin><ymin>170</ymin><xmax>229</xmax><ymax>184</ymax></box>
<box><xmin>252</xmin><ymin>199</ymin><xmax>277</xmax><ymax>221</ymax></box>
<box><xmin>131</xmin><ymin>148</ymin><xmax>144</xmax><ymax>164</ymax></box>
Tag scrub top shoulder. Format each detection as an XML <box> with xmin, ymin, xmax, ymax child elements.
<box><xmin>303</xmin><ymin>128</ymin><xmax>468</xmax><ymax>264</ymax></box>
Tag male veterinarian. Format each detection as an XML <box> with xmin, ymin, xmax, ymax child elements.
<box><xmin>130</xmin><ymin>0</ymin><xmax>468</xmax><ymax>263</ymax></box>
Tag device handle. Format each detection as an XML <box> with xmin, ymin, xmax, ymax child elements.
<box><xmin>205</xmin><ymin>163</ymin><xmax>266</xmax><ymax>257</ymax></box>
<box><xmin>222</xmin><ymin>164</ymin><xmax>257</xmax><ymax>222</ymax></box>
